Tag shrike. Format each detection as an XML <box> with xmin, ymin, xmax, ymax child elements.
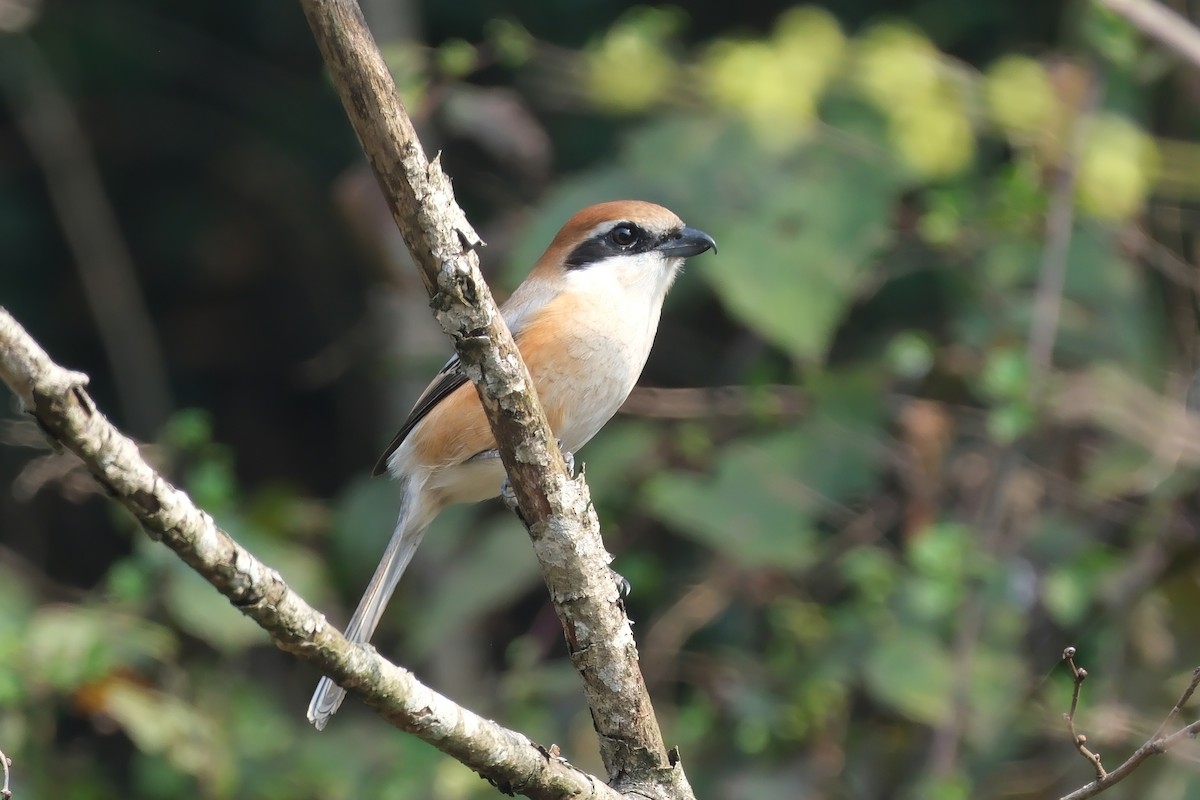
<box><xmin>308</xmin><ymin>200</ymin><xmax>717</xmax><ymax>728</ymax></box>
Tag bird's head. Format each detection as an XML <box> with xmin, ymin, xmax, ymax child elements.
<box><xmin>531</xmin><ymin>200</ymin><xmax>717</xmax><ymax>299</ymax></box>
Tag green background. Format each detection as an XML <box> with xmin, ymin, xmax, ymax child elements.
<box><xmin>2</xmin><ymin>0</ymin><xmax>1200</xmax><ymax>797</ymax></box>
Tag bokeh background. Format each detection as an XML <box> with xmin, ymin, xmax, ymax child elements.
<box><xmin>3</xmin><ymin>0</ymin><xmax>1200</xmax><ymax>797</ymax></box>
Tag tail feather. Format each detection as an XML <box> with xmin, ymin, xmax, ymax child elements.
<box><xmin>307</xmin><ymin>482</ymin><xmax>431</xmax><ymax>729</ymax></box>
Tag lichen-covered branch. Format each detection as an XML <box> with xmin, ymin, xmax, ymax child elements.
<box><xmin>0</xmin><ymin>306</ymin><xmax>619</xmax><ymax>800</ymax></box>
<box><xmin>299</xmin><ymin>1</ymin><xmax>691</xmax><ymax>796</ymax></box>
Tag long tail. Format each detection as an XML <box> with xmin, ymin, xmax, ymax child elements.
<box><xmin>307</xmin><ymin>481</ymin><xmax>431</xmax><ymax>730</ymax></box>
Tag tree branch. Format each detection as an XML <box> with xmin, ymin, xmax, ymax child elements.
<box><xmin>1057</xmin><ymin>648</ymin><xmax>1200</xmax><ymax>800</ymax></box>
<box><xmin>1061</xmin><ymin>647</ymin><xmax>1108</xmax><ymax>781</ymax></box>
<box><xmin>0</xmin><ymin>306</ymin><xmax>620</xmax><ymax>800</ymax></box>
<box><xmin>298</xmin><ymin>1</ymin><xmax>691</xmax><ymax>796</ymax></box>
<box><xmin>1094</xmin><ymin>0</ymin><xmax>1200</xmax><ymax>72</ymax></box>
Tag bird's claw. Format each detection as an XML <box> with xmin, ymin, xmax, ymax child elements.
<box><xmin>612</xmin><ymin>569</ymin><xmax>632</xmax><ymax>597</ymax></box>
<box><xmin>500</xmin><ymin>475</ymin><xmax>523</xmax><ymax>517</ymax></box>
<box><xmin>559</xmin><ymin>442</ymin><xmax>576</xmax><ymax>476</ymax></box>
<box><xmin>499</xmin><ymin>440</ymin><xmax>574</xmax><ymax>526</ymax></box>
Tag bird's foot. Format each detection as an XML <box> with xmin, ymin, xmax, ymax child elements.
<box><xmin>612</xmin><ymin>568</ymin><xmax>632</xmax><ymax>597</ymax></box>
<box><xmin>559</xmin><ymin>443</ymin><xmax>576</xmax><ymax>476</ymax></box>
<box><xmin>499</xmin><ymin>475</ymin><xmax>526</xmax><ymax>524</ymax></box>
<box><xmin>498</xmin><ymin>440</ymin><xmax>575</xmax><ymax>526</ymax></box>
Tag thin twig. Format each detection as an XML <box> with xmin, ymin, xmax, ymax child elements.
<box><xmin>926</xmin><ymin>446</ymin><xmax>1019</xmax><ymax>776</ymax></box>
<box><xmin>1127</xmin><ymin>227</ymin><xmax>1200</xmax><ymax>294</ymax></box>
<box><xmin>1026</xmin><ymin>72</ymin><xmax>1098</xmax><ymax>396</ymax></box>
<box><xmin>619</xmin><ymin>385</ymin><xmax>806</xmax><ymax>419</ymax></box>
<box><xmin>1148</xmin><ymin>666</ymin><xmax>1200</xmax><ymax>742</ymax></box>
<box><xmin>1095</xmin><ymin>0</ymin><xmax>1200</xmax><ymax>72</ymax></box>
<box><xmin>930</xmin><ymin>74</ymin><xmax>1101</xmax><ymax>774</ymax></box>
<box><xmin>1059</xmin><ymin>717</ymin><xmax>1200</xmax><ymax>799</ymax></box>
<box><xmin>1062</xmin><ymin>647</ymin><xmax>1109</xmax><ymax>781</ymax></box>
<box><xmin>1057</xmin><ymin>653</ymin><xmax>1200</xmax><ymax>800</ymax></box>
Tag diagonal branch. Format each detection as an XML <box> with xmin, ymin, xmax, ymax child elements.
<box><xmin>1094</xmin><ymin>0</ymin><xmax>1200</xmax><ymax>72</ymax></box>
<box><xmin>298</xmin><ymin>1</ymin><xmax>691</xmax><ymax>796</ymax></box>
<box><xmin>0</xmin><ymin>306</ymin><xmax>619</xmax><ymax>800</ymax></box>
<box><xmin>1057</xmin><ymin>648</ymin><xmax>1200</xmax><ymax>800</ymax></box>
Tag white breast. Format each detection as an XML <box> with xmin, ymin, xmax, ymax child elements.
<box><xmin>538</xmin><ymin>252</ymin><xmax>681</xmax><ymax>453</ymax></box>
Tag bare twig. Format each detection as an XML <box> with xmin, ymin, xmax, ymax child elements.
<box><xmin>1149</xmin><ymin>666</ymin><xmax>1200</xmax><ymax>741</ymax></box>
<box><xmin>1050</xmin><ymin>367</ymin><xmax>1200</xmax><ymax>467</ymax></box>
<box><xmin>0</xmin><ymin>307</ymin><xmax>619</xmax><ymax>800</ymax></box>
<box><xmin>0</xmin><ymin>746</ymin><xmax>10</xmax><ymax>800</ymax></box>
<box><xmin>0</xmin><ymin>35</ymin><xmax>171</xmax><ymax>436</ymax></box>
<box><xmin>619</xmin><ymin>385</ymin><xmax>806</xmax><ymax>419</ymax></box>
<box><xmin>1094</xmin><ymin>0</ymin><xmax>1200</xmax><ymax>72</ymax></box>
<box><xmin>926</xmin><ymin>446</ymin><xmax>1020</xmax><ymax>776</ymax></box>
<box><xmin>930</xmin><ymin>72</ymin><xmax>1101</xmax><ymax>774</ymax></box>
<box><xmin>298</xmin><ymin>2</ymin><xmax>690</xmax><ymax>796</ymax></box>
<box><xmin>1062</xmin><ymin>647</ymin><xmax>1109</xmax><ymax>781</ymax></box>
<box><xmin>1027</xmin><ymin>72</ymin><xmax>1098</xmax><ymax>395</ymax></box>
<box><xmin>1126</xmin><ymin>227</ymin><xmax>1200</xmax><ymax>294</ymax></box>
<box><xmin>1057</xmin><ymin>651</ymin><xmax>1200</xmax><ymax>800</ymax></box>
<box><xmin>643</xmin><ymin>563</ymin><xmax>739</xmax><ymax>687</ymax></box>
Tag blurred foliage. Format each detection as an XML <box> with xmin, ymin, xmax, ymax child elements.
<box><xmin>4</xmin><ymin>0</ymin><xmax>1200</xmax><ymax>799</ymax></box>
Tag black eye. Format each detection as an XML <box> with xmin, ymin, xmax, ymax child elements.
<box><xmin>609</xmin><ymin>224</ymin><xmax>637</xmax><ymax>247</ymax></box>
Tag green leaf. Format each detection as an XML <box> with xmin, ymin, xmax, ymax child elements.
<box><xmin>331</xmin><ymin>475</ymin><xmax>404</xmax><ymax>579</ymax></box>
<box><xmin>644</xmin><ymin>372</ymin><xmax>885</xmax><ymax>568</ymax></box>
<box><xmin>160</xmin><ymin>408</ymin><xmax>214</xmax><ymax>451</ymax></box>
<box><xmin>980</xmin><ymin>347</ymin><xmax>1029</xmax><ymax>401</ymax></box>
<box><xmin>575</xmin><ymin>419</ymin><xmax>662</xmax><ymax>499</ymax></box>
<box><xmin>408</xmin><ymin>517</ymin><xmax>541</xmax><ymax>659</ymax></box>
<box><xmin>886</xmin><ymin>331</ymin><xmax>936</xmax><ymax>379</ymax></box>
<box><xmin>863</xmin><ymin>630</ymin><xmax>955</xmax><ymax>725</ymax></box>
<box><xmin>514</xmin><ymin>118</ymin><xmax>903</xmax><ymax>362</ymax></box>
<box><xmin>695</xmin><ymin>142</ymin><xmax>899</xmax><ymax>362</ymax></box>
<box><xmin>106</xmin><ymin>681</ymin><xmax>232</xmax><ymax>793</ymax></box>
<box><xmin>645</xmin><ymin>435</ymin><xmax>814</xmax><ymax>569</ymax></box>
<box><xmin>1042</xmin><ymin>550</ymin><xmax>1117</xmax><ymax>626</ymax></box>
<box><xmin>986</xmin><ymin>402</ymin><xmax>1034</xmax><ymax>443</ymax></box>
<box><xmin>157</xmin><ymin>518</ymin><xmax>279</xmax><ymax>653</ymax></box>
<box><xmin>798</xmin><ymin>370</ymin><xmax>888</xmax><ymax>500</ymax></box>
<box><xmin>909</xmin><ymin>523</ymin><xmax>974</xmax><ymax>579</ymax></box>
<box><xmin>161</xmin><ymin>563</ymin><xmax>265</xmax><ymax>654</ymax></box>
<box><xmin>25</xmin><ymin>606</ymin><xmax>177</xmax><ymax>691</ymax></box>
<box><xmin>436</xmin><ymin>39</ymin><xmax>478</xmax><ymax>78</ymax></box>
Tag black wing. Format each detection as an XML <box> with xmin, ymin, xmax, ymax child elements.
<box><xmin>371</xmin><ymin>354</ymin><xmax>470</xmax><ymax>476</ymax></box>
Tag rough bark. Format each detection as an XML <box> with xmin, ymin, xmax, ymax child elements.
<box><xmin>0</xmin><ymin>307</ymin><xmax>619</xmax><ymax>800</ymax></box>
<box><xmin>299</xmin><ymin>1</ymin><xmax>692</xmax><ymax>795</ymax></box>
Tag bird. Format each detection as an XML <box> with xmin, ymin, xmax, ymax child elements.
<box><xmin>307</xmin><ymin>200</ymin><xmax>717</xmax><ymax>729</ymax></box>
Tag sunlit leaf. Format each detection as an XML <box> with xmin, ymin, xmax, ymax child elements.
<box><xmin>104</xmin><ymin>680</ymin><xmax>232</xmax><ymax>794</ymax></box>
<box><xmin>408</xmin><ymin>517</ymin><xmax>541</xmax><ymax>660</ymax></box>
<box><xmin>863</xmin><ymin>630</ymin><xmax>955</xmax><ymax>724</ymax></box>
<box><xmin>694</xmin><ymin>143</ymin><xmax>901</xmax><ymax>362</ymax></box>
<box><xmin>644</xmin><ymin>434</ymin><xmax>813</xmax><ymax>569</ymax></box>
<box><xmin>25</xmin><ymin>606</ymin><xmax>177</xmax><ymax>692</ymax></box>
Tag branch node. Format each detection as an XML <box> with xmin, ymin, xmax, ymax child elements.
<box><xmin>455</xmin><ymin>227</ymin><xmax>483</xmax><ymax>252</ymax></box>
<box><xmin>1061</xmin><ymin>646</ymin><xmax>1108</xmax><ymax>781</ymax></box>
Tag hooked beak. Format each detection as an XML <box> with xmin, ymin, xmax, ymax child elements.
<box><xmin>657</xmin><ymin>226</ymin><xmax>718</xmax><ymax>258</ymax></box>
